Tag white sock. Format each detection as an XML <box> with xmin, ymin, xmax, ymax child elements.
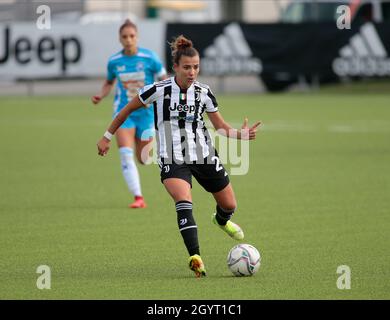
<box><xmin>119</xmin><ymin>147</ymin><xmax>142</xmax><ymax>197</ymax></box>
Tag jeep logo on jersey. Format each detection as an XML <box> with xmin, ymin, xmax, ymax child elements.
<box><xmin>332</xmin><ymin>23</ymin><xmax>390</xmax><ymax>77</ymax></box>
<box><xmin>201</xmin><ymin>23</ymin><xmax>262</xmax><ymax>76</ymax></box>
<box><xmin>169</xmin><ymin>103</ymin><xmax>196</xmax><ymax>113</ymax></box>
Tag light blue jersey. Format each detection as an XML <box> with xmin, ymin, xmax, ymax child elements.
<box><xmin>107</xmin><ymin>47</ymin><xmax>166</xmax><ymax>139</ymax></box>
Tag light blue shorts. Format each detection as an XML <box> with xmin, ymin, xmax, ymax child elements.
<box><xmin>114</xmin><ymin>109</ymin><xmax>155</xmax><ymax>141</ymax></box>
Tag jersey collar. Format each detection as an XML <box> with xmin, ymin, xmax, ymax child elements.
<box><xmin>172</xmin><ymin>76</ymin><xmax>195</xmax><ymax>92</ymax></box>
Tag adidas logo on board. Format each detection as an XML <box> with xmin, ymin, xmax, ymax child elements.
<box><xmin>201</xmin><ymin>23</ymin><xmax>262</xmax><ymax>76</ymax></box>
<box><xmin>332</xmin><ymin>23</ymin><xmax>390</xmax><ymax>76</ymax></box>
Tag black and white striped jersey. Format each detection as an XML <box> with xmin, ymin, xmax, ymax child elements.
<box><xmin>138</xmin><ymin>77</ymin><xmax>218</xmax><ymax>163</ymax></box>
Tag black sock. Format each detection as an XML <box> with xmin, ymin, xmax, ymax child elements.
<box><xmin>215</xmin><ymin>205</ymin><xmax>235</xmax><ymax>226</ymax></box>
<box><xmin>176</xmin><ymin>201</ymin><xmax>200</xmax><ymax>256</ymax></box>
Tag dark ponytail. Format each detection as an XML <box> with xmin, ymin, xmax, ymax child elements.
<box><xmin>170</xmin><ymin>35</ymin><xmax>199</xmax><ymax>65</ymax></box>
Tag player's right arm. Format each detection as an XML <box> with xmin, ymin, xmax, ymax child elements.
<box><xmin>97</xmin><ymin>95</ymin><xmax>144</xmax><ymax>156</ymax></box>
<box><xmin>91</xmin><ymin>79</ymin><xmax>115</xmax><ymax>104</ymax></box>
<box><xmin>97</xmin><ymin>82</ymin><xmax>160</xmax><ymax>156</ymax></box>
<box><xmin>92</xmin><ymin>58</ymin><xmax>117</xmax><ymax>104</ymax></box>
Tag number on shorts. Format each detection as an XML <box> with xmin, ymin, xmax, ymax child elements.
<box><xmin>211</xmin><ymin>156</ymin><xmax>223</xmax><ymax>172</ymax></box>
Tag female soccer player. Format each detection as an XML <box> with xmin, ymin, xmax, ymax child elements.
<box><xmin>91</xmin><ymin>19</ymin><xmax>167</xmax><ymax>208</ymax></box>
<box><xmin>97</xmin><ymin>35</ymin><xmax>261</xmax><ymax>277</ymax></box>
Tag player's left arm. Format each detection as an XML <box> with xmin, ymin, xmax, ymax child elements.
<box><xmin>207</xmin><ymin>111</ymin><xmax>261</xmax><ymax>140</ymax></box>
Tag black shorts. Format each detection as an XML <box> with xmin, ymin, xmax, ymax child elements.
<box><xmin>159</xmin><ymin>155</ymin><xmax>230</xmax><ymax>193</ymax></box>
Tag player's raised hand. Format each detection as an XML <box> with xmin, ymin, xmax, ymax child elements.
<box><xmin>241</xmin><ymin>118</ymin><xmax>261</xmax><ymax>140</ymax></box>
<box><xmin>91</xmin><ymin>95</ymin><xmax>102</xmax><ymax>105</ymax></box>
<box><xmin>97</xmin><ymin>137</ymin><xmax>110</xmax><ymax>156</ymax></box>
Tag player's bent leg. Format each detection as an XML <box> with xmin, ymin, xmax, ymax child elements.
<box><xmin>116</xmin><ymin>128</ymin><xmax>146</xmax><ymax>208</ymax></box>
<box><xmin>135</xmin><ymin>137</ymin><xmax>153</xmax><ymax>165</ymax></box>
<box><xmin>135</xmin><ymin>121</ymin><xmax>155</xmax><ymax>165</ymax></box>
<box><xmin>212</xmin><ymin>183</ymin><xmax>237</xmax><ymax>210</ymax></box>
<box><xmin>212</xmin><ymin>183</ymin><xmax>244</xmax><ymax>240</ymax></box>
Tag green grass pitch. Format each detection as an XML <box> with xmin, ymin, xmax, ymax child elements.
<box><xmin>0</xmin><ymin>86</ymin><xmax>389</xmax><ymax>299</ymax></box>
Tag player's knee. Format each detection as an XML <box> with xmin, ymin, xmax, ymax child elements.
<box><xmin>173</xmin><ymin>188</ymin><xmax>192</xmax><ymax>202</ymax></box>
<box><xmin>119</xmin><ymin>147</ymin><xmax>134</xmax><ymax>163</ymax></box>
<box><xmin>167</xmin><ymin>187</ymin><xmax>191</xmax><ymax>203</ymax></box>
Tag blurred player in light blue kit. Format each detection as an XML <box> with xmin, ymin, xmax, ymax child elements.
<box><xmin>92</xmin><ymin>19</ymin><xmax>167</xmax><ymax>208</ymax></box>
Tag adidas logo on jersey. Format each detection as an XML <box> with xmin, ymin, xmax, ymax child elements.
<box><xmin>332</xmin><ymin>23</ymin><xmax>390</xmax><ymax>77</ymax></box>
<box><xmin>202</xmin><ymin>23</ymin><xmax>262</xmax><ymax>76</ymax></box>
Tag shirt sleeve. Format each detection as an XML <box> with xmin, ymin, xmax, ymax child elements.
<box><xmin>138</xmin><ymin>83</ymin><xmax>158</xmax><ymax>105</ymax></box>
<box><xmin>205</xmin><ymin>88</ymin><xmax>219</xmax><ymax>113</ymax></box>
<box><xmin>106</xmin><ymin>60</ymin><xmax>116</xmax><ymax>82</ymax></box>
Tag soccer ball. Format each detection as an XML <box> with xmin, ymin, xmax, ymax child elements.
<box><xmin>227</xmin><ymin>244</ymin><xmax>261</xmax><ymax>276</ymax></box>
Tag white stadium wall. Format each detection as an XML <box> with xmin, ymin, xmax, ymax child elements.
<box><xmin>0</xmin><ymin>20</ymin><xmax>166</xmax><ymax>80</ymax></box>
